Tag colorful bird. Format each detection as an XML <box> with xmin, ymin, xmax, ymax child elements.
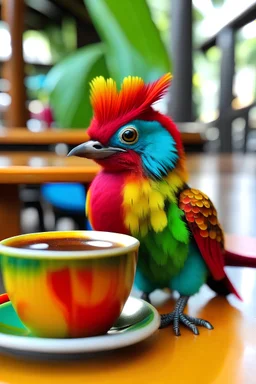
<box><xmin>68</xmin><ymin>73</ymin><xmax>253</xmax><ymax>335</ymax></box>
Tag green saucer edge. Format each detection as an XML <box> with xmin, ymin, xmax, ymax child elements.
<box><xmin>0</xmin><ymin>301</ymin><xmax>155</xmax><ymax>338</ymax></box>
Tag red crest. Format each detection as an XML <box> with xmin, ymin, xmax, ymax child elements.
<box><xmin>88</xmin><ymin>73</ymin><xmax>172</xmax><ymax>144</ymax></box>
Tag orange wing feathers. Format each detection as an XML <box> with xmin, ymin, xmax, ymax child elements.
<box><xmin>179</xmin><ymin>188</ymin><xmax>225</xmax><ymax>280</ymax></box>
<box><xmin>179</xmin><ymin>189</ymin><xmax>224</xmax><ymax>245</ymax></box>
<box><xmin>179</xmin><ymin>188</ymin><xmax>241</xmax><ymax>299</ymax></box>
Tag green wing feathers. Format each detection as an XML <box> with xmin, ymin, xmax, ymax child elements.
<box><xmin>167</xmin><ymin>203</ymin><xmax>190</xmax><ymax>243</ymax></box>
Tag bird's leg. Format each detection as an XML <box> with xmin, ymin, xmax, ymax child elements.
<box><xmin>141</xmin><ymin>292</ymin><xmax>151</xmax><ymax>304</ymax></box>
<box><xmin>160</xmin><ymin>295</ymin><xmax>214</xmax><ymax>336</ymax></box>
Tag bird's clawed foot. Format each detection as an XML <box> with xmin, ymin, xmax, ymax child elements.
<box><xmin>160</xmin><ymin>296</ymin><xmax>214</xmax><ymax>336</ymax></box>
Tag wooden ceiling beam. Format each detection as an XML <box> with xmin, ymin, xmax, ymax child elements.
<box><xmin>24</xmin><ymin>8</ymin><xmax>56</xmax><ymax>30</ymax></box>
<box><xmin>25</xmin><ymin>0</ymin><xmax>63</xmax><ymax>23</ymax></box>
<box><xmin>50</xmin><ymin>0</ymin><xmax>91</xmax><ymax>23</ymax></box>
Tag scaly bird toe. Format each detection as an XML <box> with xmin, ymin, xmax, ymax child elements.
<box><xmin>184</xmin><ymin>314</ymin><xmax>214</xmax><ymax>330</ymax></box>
<box><xmin>159</xmin><ymin>296</ymin><xmax>214</xmax><ymax>336</ymax></box>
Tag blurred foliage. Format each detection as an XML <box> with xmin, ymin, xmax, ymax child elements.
<box><xmin>44</xmin><ymin>0</ymin><xmax>171</xmax><ymax>128</ymax></box>
<box><xmin>45</xmin><ymin>44</ymin><xmax>109</xmax><ymax>128</ymax></box>
<box><xmin>193</xmin><ymin>8</ymin><xmax>204</xmax><ymax>22</ymax></box>
<box><xmin>40</xmin><ymin>0</ymin><xmax>255</xmax><ymax>125</ymax></box>
<box><xmin>235</xmin><ymin>28</ymin><xmax>256</xmax><ymax>101</ymax></box>
<box><xmin>86</xmin><ymin>0</ymin><xmax>170</xmax><ymax>85</ymax></box>
<box><xmin>236</xmin><ymin>35</ymin><xmax>256</xmax><ymax>68</ymax></box>
<box><xmin>146</xmin><ymin>0</ymin><xmax>170</xmax><ymax>45</ymax></box>
<box><xmin>193</xmin><ymin>47</ymin><xmax>221</xmax><ymax>121</ymax></box>
<box><xmin>192</xmin><ymin>2</ymin><xmax>256</xmax><ymax>120</ymax></box>
<box><xmin>44</xmin><ymin>19</ymin><xmax>77</xmax><ymax>63</ymax></box>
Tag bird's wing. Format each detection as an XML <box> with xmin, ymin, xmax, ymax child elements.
<box><xmin>178</xmin><ymin>188</ymin><xmax>241</xmax><ymax>299</ymax></box>
<box><xmin>179</xmin><ymin>188</ymin><xmax>225</xmax><ymax>280</ymax></box>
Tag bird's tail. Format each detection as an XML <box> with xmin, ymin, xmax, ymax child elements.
<box><xmin>206</xmin><ymin>248</ymin><xmax>255</xmax><ymax>301</ymax></box>
<box><xmin>224</xmin><ymin>250</ymin><xmax>256</xmax><ymax>268</ymax></box>
<box><xmin>207</xmin><ymin>274</ymin><xmax>242</xmax><ymax>301</ymax></box>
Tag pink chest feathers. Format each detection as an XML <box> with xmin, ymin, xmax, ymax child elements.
<box><xmin>88</xmin><ymin>171</ymin><xmax>129</xmax><ymax>234</ymax></box>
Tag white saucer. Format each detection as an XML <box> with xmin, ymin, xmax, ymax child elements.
<box><xmin>0</xmin><ymin>296</ymin><xmax>160</xmax><ymax>359</ymax></box>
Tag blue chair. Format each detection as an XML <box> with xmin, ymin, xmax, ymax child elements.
<box><xmin>41</xmin><ymin>183</ymin><xmax>92</xmax><ymax>230</ymax></box>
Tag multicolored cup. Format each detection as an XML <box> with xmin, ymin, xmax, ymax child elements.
<box><xmin>0</xmin><ymin>231</ymin><xmax>139</xmax><ymax>338</ymax></box>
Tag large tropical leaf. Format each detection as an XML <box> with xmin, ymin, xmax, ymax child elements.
<box><xmin>44</xmin><ymin>1</ymin><xmax>171</xmax><ymax>128</ymax></box>
<box><xmin>84</xmin><ymin>0</ymin><xmax>171</xmax><ymax>85</ymax></box>
<box><xmin>44</xmin><ymin>43</ymin><xmax>109</xmax><ymax>128</ymax></box>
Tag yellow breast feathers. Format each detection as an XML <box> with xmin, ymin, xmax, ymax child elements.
<box><xmin>122</xmin><ymin>171</ymin><xmax>184</xmax><ymax>236</ymax></box>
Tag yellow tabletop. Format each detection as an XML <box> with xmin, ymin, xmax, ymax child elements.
<box><xmin>0</xmin><ymin>235</ymin><xmax>255</xmax><ymax>383</ymax></box>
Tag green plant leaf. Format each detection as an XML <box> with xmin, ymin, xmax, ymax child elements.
<box><xmin>84</xmin><ymin>0</ymin><xmax>171</xmax><ymax>85</ymax></box>
<box><xmin>44</xmin><ymin>43</ymin><xmax>109</xmax><ymax>128</ymax></box>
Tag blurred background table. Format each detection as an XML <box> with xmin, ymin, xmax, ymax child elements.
<box><xmin>0</xmin><ymin>151</ymin><xmax>99</xmax><ymax>184</ymax></box>
<box><xmin>0</xmin><ymin>127</ymin><xmax>89</xmax><ymax>146</ymax></box>
<box><xmin>0</xmin><ymin>127</ymin><xmax>205</xmax><ymax>151</ymax></box>
<box><xmin>0</xmin><ymin>126</ymin><xmax>205</xmax><ymax>239</ymax></box>
<box><xmin>0</xmin><ymin>152</ymin><xmax>256</xmax><ymax>240</ymax></box>
<box><xmin>0</xmin><ymin>151</ymin><xmax>99</xmax><ymax>240</ymax></box>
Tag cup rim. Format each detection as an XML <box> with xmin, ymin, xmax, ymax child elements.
<box><xmin>0</xmin><ymin>230</ymin><xmax>140</xmax><ymax>260</ymax></box>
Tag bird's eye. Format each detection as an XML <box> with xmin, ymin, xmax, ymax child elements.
<box><xmin>120</xmin><ymin>127</ymin><xmax>138</xmax><ymax>144</ymax></box>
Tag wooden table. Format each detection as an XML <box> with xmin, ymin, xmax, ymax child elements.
<box><xmin>0</xmin><ymin>128</ymin><xmax>204</xmax><ymax>146</ymax></box>
<box><xmin>0</xmin><ymin>151</ymin><xmax>256</xmax><ymax>240</ymax></box>
<box><xmin>0</xmin><ymin>235</ymin><xmax>255</xmax><ymax>383</ymax></box>
<box><xmin>0</xmin><ymin>128</ymin><xmax>89</xmax><ymax>146</ymax></box>
<box><xmin>0</xmin><ymin>152</ymin><xmax>256</xmax><ymax>382</ymax></box>
<box><xmin>0</xmin><ymin>151</ymin><xmax>100</xmax><ymax>240</ymax></box>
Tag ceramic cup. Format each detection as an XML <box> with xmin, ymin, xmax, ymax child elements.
<box><xmin>0</xmin><ymin>231</ymin><xmax>139</xmax><ymax>338</ymax></box>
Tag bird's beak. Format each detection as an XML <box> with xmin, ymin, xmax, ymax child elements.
<box><xmin>67</xmin><ymin>140</ymin><xmax>126</xmax><ymax>160</ymax></box>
